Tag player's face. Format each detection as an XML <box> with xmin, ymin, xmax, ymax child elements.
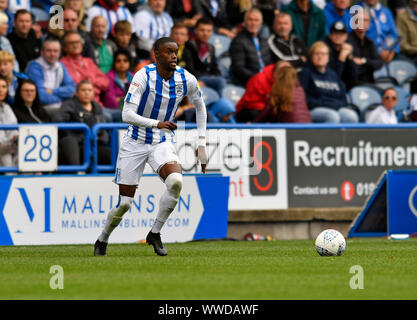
<box><xmin>195</xmin><ymin>23</ymin><xmax>213</xmax><ymax>44</ymax></box>
<box><xmin>42</xmin><ymin>42</ymin><xmax>61</xmax><ymax>65</ymax></box>
<box><xmin>382</xmin><ymin>89</ymin><xmax>397</xmax><ymax>111</ymax></box>
<box><xmin>76</xmin><ymin>83</ymin><xmax>94</xmax><ymax>104</ymax></box>
<box><xmin>0</xmin><ymin>60</ymin><xmax>13</xmax><ymax>77</ymax></box>
<box><xmin>115</xmin><ymin>31</ymin><xmax>131</xmax><ymax>48</ymax></box>
<box><xmin>156</xmin><ymin>42</ymin><xmax>178</xmax><ymax>71</ymax></box>
<box><xmin>63</xmin><ymin>10</ymin><xmax>79</xmax><ymax>31</ymax></box>
<box><xmin>114</xmin><ymin>54</ymin><xmax>130</xmax><ymax>73</ymax></box>
<box><xmin>171</xmin><ymin>27</ymin><xmax>188</xmax><ymax>46</ymax></box>
<box><xmin>274</xmin><ymin>16</ymin><xmax>292</xmax><ymax>38</ymax></box>
<box><xmin>0</xmin><ymin>79</ymin><xmax>7</xmax><ymax>101</ymax></box>
<box><xmin>20</xmin><ymin>82</ymin><xmax>37</xmax><ymax>105</ymax></box>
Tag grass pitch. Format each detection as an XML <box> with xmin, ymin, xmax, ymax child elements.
<box><xmin>0</xmin><ymin>239</ymin><xmax>416</xmax><ymax>300</ymax></box>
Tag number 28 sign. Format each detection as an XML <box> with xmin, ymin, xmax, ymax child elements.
<box><xmin>18</xmin><ymin>125</ymin><xmax>58</xmax><ymax>172</ymax></box>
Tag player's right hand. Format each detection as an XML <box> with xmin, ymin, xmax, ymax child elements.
<box><xmin>157</xmin><ymin>121</ymin><xmax>177</xmax><ymax>131</ymax></box>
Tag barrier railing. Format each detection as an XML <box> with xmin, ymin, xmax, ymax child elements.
<box><xmin>0</xmin><ymin>123</ymin><xmax>91</xmax><ymax>173</ymax></box>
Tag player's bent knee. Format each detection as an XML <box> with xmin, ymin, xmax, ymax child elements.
<box><xmin>165</xmin><ymin>172</ymin><xmax>182</xmax><ymax>198</ymax></box>
<box><xmin>116</xmin><ymin>196</ymin><xmax>134</xmax><ymax>214</ymax></box>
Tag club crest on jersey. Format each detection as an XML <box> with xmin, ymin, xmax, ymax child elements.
<box><xmin>175</xmin><ymin>84</ymin><xmax>183</xmax><ymax>95</ymax></box>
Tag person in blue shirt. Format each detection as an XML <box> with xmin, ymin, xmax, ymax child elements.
<box><xmin>358</xmin><ymin>0</ymin><xmax>399</xmax><ymax>63</ymax></box>
<box><xmin>324</xmin><ymin>0</ymin><xmax>353</xmax><ymax>33</ymax></box>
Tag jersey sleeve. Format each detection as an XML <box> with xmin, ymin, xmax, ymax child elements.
<box><xmin>186</xmin><ymin>73</ymin><xmax>207</xmax><ymax>139</ymax></box>
<box><xmin>124</xmin><ymin>68</ymin><xmax>147</xmax><ymax>106</ymax></box>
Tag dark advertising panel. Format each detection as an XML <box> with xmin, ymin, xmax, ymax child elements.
<box><xmin>287</xmin><ymin>129</ymin><xmax>417</xmax><ymax>207</ymax></box>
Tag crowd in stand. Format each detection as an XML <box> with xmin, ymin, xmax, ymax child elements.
<box><xmin>1</xmin><ymin>0</ymin><xmax>417</xmax><ymax>167</ymax></box>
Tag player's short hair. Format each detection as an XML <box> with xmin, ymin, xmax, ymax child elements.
<box><xmin>0</xmin><ymin>50</ymin><xmax>15</xmax><ymax>63</ymax></box>
<box><xmin>153</xmin><ymin>37</ymin><xmax>176</xmax><ymax>52</ymax></box>
<box><xmin>15</xmin><ymin>9</ymin><xmax>32</xmax><ymax>21</ymax></box>
<box><xmin>42</xmin><ymin>36</ymin><xmax>62</xmax><ymax>49</ymax></box>
<box><xmin>195</xmin><ymin>17</ymin><xmax>214</xmax><ymax>29</ymax></box>
<box><xmin>171</xmin><ymin>22</ymin><xmax>187</xmax><ymax>32</ymax></box>
<box><xmin>114</xmin><ymin>20</ymin><xmax>132</xmax><ymax>34</ymax></box>
<box><xmin>63</xmin><ymin>30</ymin><xmax>85</xmax><ymax>46</ymax></box>
<box><xmin>77</xmin><ymin>79</ymin><xmax>93</xmax><ymax>91</ymax></box>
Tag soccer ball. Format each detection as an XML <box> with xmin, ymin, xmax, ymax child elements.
<box><xmin>315</xmin><ymin>229</ymin><xmax>346</xmax><ymax>256</ymax></box>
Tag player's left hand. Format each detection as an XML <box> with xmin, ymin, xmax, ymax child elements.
<box><xmin>196</xmin><ymin>146</ymin><xmax>207</xmax><ymax>173</ymax></box>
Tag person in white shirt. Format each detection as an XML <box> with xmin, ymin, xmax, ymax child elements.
<box><xmin>366</xmin><ymin>87</ymin><xmax>398</xmax><ymax>124</ymax></box>
<box><xmin>134</xmin><ymin>0</ymin><xmax>173</xmax><ymax>53</ymax></box>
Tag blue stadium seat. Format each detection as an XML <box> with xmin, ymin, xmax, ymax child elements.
<box><xmin>393</xmin><ymin>86</ymin><xmax>410</xmax><ymax>122</ymax></box>
<box><xmin>348</xmin><ymin>85</ymin><xmax>382</xmax><ymax>121</ymax></box>
<box><xmin>201</xmin><ymin>86</ymin><xmax>220</xmax><ymax>107</ymax></box>
<box><xmin>209</xmin><ymin>33</ymin><xmax>232</xmax><ymax>58</ymax></box>
<box><xmin>221</xmin><ymin>84</ymin><xmax>245</xmax><ymax>106</ymax></box>
<box><xmin>218</xmin><ymin>56</ymin><xmax>231</xmax><ymax>78</ymax></box>
<box><xmin>373</xmin><ymin>65</ymin><xmax>398</xmax><ymax>90</ymax></box>
<box><xmin>387</xmin><ymin>60</ymin><xmax>417</xmax><ymax>91</ymax></box>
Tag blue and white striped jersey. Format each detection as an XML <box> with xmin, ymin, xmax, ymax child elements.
<box><xmin>124</xmin><ymin>63</ymin><xmax>203</xmax><ymax>144</ymax></box>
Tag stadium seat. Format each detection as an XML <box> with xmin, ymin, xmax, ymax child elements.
<box><xmin>201</xmin><ymin>86</ymin><xmax>220</xmax><ymax>107</ymax></box>
<box><xmin>221</xmin><ymin>84</ymin><xmax>245</xmax><ymax>106</ymax></box>
<box><xmin>393</xmin><ymin>86</ymin><xmax>411</xmax><ymax>122</ymax></box>
<box><xmin>348</xmin><ymin>85</ymin><xmax>382</xmax><ymax>121</ymax></box>
<box><xmin>209</xmin><ymin>33</ymin><xmax>232</xmax><ymax>58</ymax></box>
<box><xmin>387</xmin><ymin>60</ymin><xmax>417</xmax><ymax>91</ymax></box>
<box><xmin>373</xmin><ymin>65</ymin><xmax>398</xmax><ymax>90</ymax></box>
<box><xmin>218</xmin><ymin>56</ymin><xmax>231</xmax><ymax>78</ymax></box>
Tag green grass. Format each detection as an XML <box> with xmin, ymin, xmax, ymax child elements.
<box><xmin>0</xmin><ymin>239</ymin><xmax>416</xmax><ymax>300</ymax></box>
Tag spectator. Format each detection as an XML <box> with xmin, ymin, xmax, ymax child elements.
<box><xmin>86</xmin><ymin>0</ymin><xmax>136</xmax><ymax>37</ymax></box>
<box><xmin>60</xmin><ymin>31</ymin><xmax>109</xmax><ymax>106</ymax></box>
<box><xmin>324</xmin><ymin>21</ymin><xmax>357</xmax><ymax>90</ymax></box>
<box><xmin>366</xmin><ymin>87</ymin><xmax>398</xmax><ymax>123</ymax></box>
<box><xmin>8</xmin><ymin>0</ymin><xmax>30</xmax><ymax>13</ymax></box>
<box><xmin>0</xmin><ymin>50</ymin><xmax>28</xmax><ymax>105</ymax></box>
<box><xmin>107</xmin><ymin>20</ymin><xmax>149</xmax><ymax>70</ymax></box>
<box><xmin>64</xmin><ymin>0</ymin><xmax>88</xmax><ymax>33</ymax></box>
<box><xmin>0</xmin><ymin>0</ymin><xmax>14</xmax><ymax>35</ymax></box>
<box><xmin>229</xmin><ymin>8</ymin><xmax>272</xmax><ymax>86</ymax></box>
<box><xmin>324</xmin><ymin>0</ymin><xmax>353</xmax><ymax>33</ymax></box>
<box><xmin>359</xmin><ymin>0</ymin><xmax>400</xmax><ymax>62</ymax></box>
<box><xmin>226</xmin><ymin>0</ymin><xmax>252</xmax><ymax>27</ymax></box>
<box><xmin>134</xmin><ymin>0</ymin><xmax>173</xmax><ymax>53</ymax></box>
<box><xmin>298</xmin><ymin>41</ymin><xmax>358</xmax><ymax>123</ymax></box>
<box><xmin>11</xmin><ymin>79</ymin><xmax>51</xmax><ymax>123</ymax></box>
<box><xmin>236</xmin><ymin>61</ymin><xmax>292</xmax><ymax>122</ymax></box>
<box><xmin>347</xmin><ymin>11</ymin><xmax>384</xmax><ymax>85</ymax></box>
<box><xmin>0</xmin><ymin>11</ymin><xmax>19</xmax><ymax>72</ymax></box>
<box><xmin>7</xmin><ymin>9</ymin><xmax>41</xmax><ymax>72</ymax></box>
<box><xmin>123</xmin><ymin>0</ymin><xmax>147</xmax><ymax>15</ymax></box>
<box><xmin>281</xmin><ymin>0</ymin><xmax>327</xmax><ymax>48</ymax></box>
<box><xmin>170</xmin><ymin>22</ymin><xmax>192</xmax><ymax>69</ymax></box>
<box><xmin>165</xmin><ymin>0</ymin><xmax>203</xmax><ymax>28</ymax></box>
<box><xmin>0</xmin><ymin>75</ymin><xmax>18</xmax><ymax>167</ymax></box>
<box><xmin>89</xmin><ymin>15</ymin><xmax>115</xmax><ymax>73</ymax></box>
<box><xmin>102</xmin><ymin>48</ymin><xmax>133</xmax><ymax>121</ymax></box>
<box><xmin>199</xmin><ymin>0</ymin><xmax>238</xmax><ymax>38</ymax></box>
<box><xmin>267</xmin><ymin>12</ymin><xmax>307</xmax><ymax>71</ymax></box>
<box><xmin>26</xmin><ymin>37</ymin><xmax>76</xmax><ymax>116</ymax></box>
<box><xmin>396</xmin><ymin>0</ymin><xmax>417</xmax><ymax>61</ymax></box>
<box><xmin>52</xmin><ymin>80</ymin><xmax>111</xmax><ymax>166</ymax></box>
<box><xmin>253</xmin><ymin>65</ymin><xmax>311</xmax><ymax>123</ymax></box>
<box><xmin>183</xmin><ymin>17</ymin><xmax>226</xmax><ymax>96</ymax></box>
<box><xmin>48</xmin><ymin>8</ymin><xmax>95</xmax><ymax>59</ymax></box>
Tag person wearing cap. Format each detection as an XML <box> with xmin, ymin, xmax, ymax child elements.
<box><xmin>347</xmin><ymin>10</ymin><xmax>384</xmax><ymax>85</ymax></box>
<box><xmin>324</xmin><ymin>0</ymin><xmax>353</xmax><ymax>33</ymax></box>
<box><xmin>267</xmin><ymin>12</ymin><xmax>308</xmax><ymax>72</ymax></box>
<box><xmin>325</xmin><ymin>21</ymin><xmax>357</xmax><ymax>90</ymax></box>
<box><xmin>357</xmin><ymin>0</ymin><xmax>400</xmax><ymax>63</ymax></box>
<box><xmin>396</xmin><ymin>0</ymin><xmax>417</xmax><ymax>61</ymax></box>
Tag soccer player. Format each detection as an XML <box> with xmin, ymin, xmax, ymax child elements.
<box><xmin>94</xmin><ymin>37</ymin><xmax>207</xmax><ymax>257</ymax></box>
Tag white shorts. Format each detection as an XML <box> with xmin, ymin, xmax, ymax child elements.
<box><xmin>114</xmin><ymin>135</ymin><xmax>181</xmax><ymax>186</ymax></box>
